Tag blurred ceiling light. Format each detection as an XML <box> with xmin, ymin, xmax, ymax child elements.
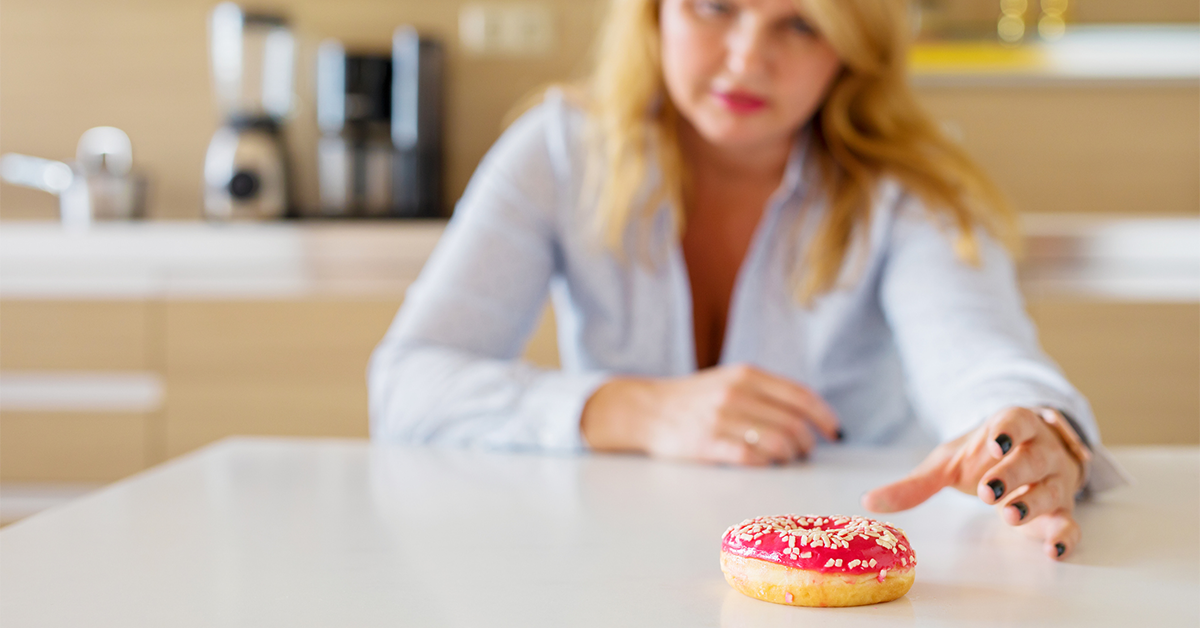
<box><xmin>998</xmin><ymin>0</ymin><xmax>1029</xmax><ymax>44</ymax></box>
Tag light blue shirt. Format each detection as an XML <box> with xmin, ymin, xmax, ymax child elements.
<box><xmin>368</xmin><ymin>90</ymin><xmax>1124</xmax><ymax>489</ymax></box>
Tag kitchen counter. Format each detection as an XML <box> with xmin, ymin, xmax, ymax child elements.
<box><xmin>1</xmin><ymin>216</ymin><xmax>1196</xmax><ymax>302</ymax></box>
<box><xmin>910</xmin><ymin>24</ymin><xmax>1200</xmax><ymax>86</ymax></box>
<box><xmin>0</xmin><ymin>220</ymin><xmax>446</xmax><ymax>300</ymax></box>
<box><xmin>1</xmin><ymin>438</ymin><xmax>1195</xmax><ymax>627</ymax></box>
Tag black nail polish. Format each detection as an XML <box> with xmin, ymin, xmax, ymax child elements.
<box><xmin>1013</xmin><ymin>501</ymin><xmax>1028</xmax><ymax>520</ymax></box>
<box><xmin>987</xmin><ymin>479</ymin><xmax>1005</xmax><ymax>501</ymax></box>
<box><xmin>1055</xmin><ymin>542</ymin><xmax>1066</xmax><ymax>557</ymax></box>
<box><xmin>995</xmin><ymin>433</ymin><xmax>1013</xmax><ymax>455</ymax></box>
<box><xmin>836</xmin><ymin>429</ymin><xmax>845</xmax><ymax>442</ymax></box>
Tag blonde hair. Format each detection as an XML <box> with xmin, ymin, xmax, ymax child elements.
<box><xmin>583</xmin><ymin>0</ymin><xmax>1018</xmax><ymax>302</ymax></box>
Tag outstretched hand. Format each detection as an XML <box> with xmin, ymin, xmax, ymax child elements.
<box><xmin>861</xmin><ymin>407</ymin><xmax>1085</xmax><ymax>560</ymax></box>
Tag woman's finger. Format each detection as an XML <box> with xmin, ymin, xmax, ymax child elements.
<box><xmin>985</xmin><ymin>407</ymin><xmax>1042</xmax><ymax>459</ymax></box>
<box><xmin>998</xmin><ymin>473</ymin><xmax>1073</xmax><ymax>526</ymax></box>
<box><xmin>862</xmin><ymin>442</ymin><xmax>957</xmax><ymax>513</ymax></box>
<box><xmin>716</xmin><ymin>417</ymin><xmax>802</xmax><ymax>464</ymax></box>
<box><xmin>729</xmin><ymin>392</ymin><xmax>817</xmax><ymax>456</ymax></box>
<box><xmin>735</xmin><ymin>365</ymin><xmax>841</xmax><ymax>441</ymax></box>
<box><xmin>977</xmin><ymin>438</ymin><xmax>1062</xmax><ymax>505</ymax></box>
<box><xmin>1028</xmin><ymin>509</ymin><xmax>1081</xmax><ymax>560</ymax></box>
<box><xmin>700</xmin><ymin>437</ymin><xmax>771</xmax><ymax>467</ymax></box>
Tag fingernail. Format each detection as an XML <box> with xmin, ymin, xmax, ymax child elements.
<box><xmin>1055</xmin><ymin>542</ymin><xmax>1066</xmax><ymax>557</ymax></box>
<box><xmin>995</xmin><ymin>433</ymin><xmax>1013</xmax><ymax>455</ymax></box>
<box><xmin>1013</xmin><ymin>501</ymin><xmax>1028</xmax><ymax>520</ymax></box>
<box><xmin>835</xmin><ymin>429</ymin><xmax>845</xmax><ymax>442</ymax></box>
<box><xmin>987</xmin><ymin>479</ymin><xmax>1005</xmax><ymax>501</ymax></box>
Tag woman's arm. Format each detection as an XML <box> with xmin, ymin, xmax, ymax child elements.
<box><xmin>368</xmin><ymin>97</ymin><xmax>607</xmax><ymax>451</ymax></box>
<box><xmin>864</xmin><ymin>194</ymin><xmax>1128</xmax><ymax>559</ymax></box>
<box><xmin>877</xmin><ymin>196</ymin><xmax>1094</xmax><ymax>443</ymax></box>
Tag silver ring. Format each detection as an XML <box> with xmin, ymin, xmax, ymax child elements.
<box><xmin>743</xmin><ymin>428</ymin><xmax>760</xmax><ymax>445</ymax></box>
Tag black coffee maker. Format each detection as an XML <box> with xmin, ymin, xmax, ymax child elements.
<box><xmin>391</xmin><ymin>26</ymin><xmax>445</xmax><ymax>218</ymax></box>
<box><xmin>315</xmin><ymin>27</ymin><xmax>444</xmax><ymax>219</ymax></box>
<box><xmin>316</xmin><ymin>43</ymin><xmax>394</xmax><ymax>217</ymax></box>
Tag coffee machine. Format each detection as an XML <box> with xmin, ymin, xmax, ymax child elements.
<box><xmin>316</xmin><ymin>42</ymin><xmax>394</xmax><ymax>217</ymax></box>
<box><xmin>392</xmin><ymin>26</ymin><xmax>445</xmax><ymax>218</ymax></box>
<box><xmin>203</xmin><ymin>2</ymin><xmax>294</xmax><ymax>220</ymax></box>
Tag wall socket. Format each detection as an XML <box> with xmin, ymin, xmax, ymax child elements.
<box><xmin>459</xmin><ymin>3</ymin><xmax>555</xmax><ymax>56</ymax></box>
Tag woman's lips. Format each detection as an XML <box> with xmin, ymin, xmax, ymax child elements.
<box><xmin>712</xmin><ymin>90</ymin><xmax>768</xmax><ymax>114</ymax></box>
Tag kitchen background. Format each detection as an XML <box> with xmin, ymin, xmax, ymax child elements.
<box><xmin>1</xmin><ymin>0</ymin><xmax>1198</xmax><ymax>523</ymax></box>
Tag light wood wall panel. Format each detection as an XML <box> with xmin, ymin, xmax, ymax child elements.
<box><xmin>0</xmin><ymin>0</ymin><xmax>605</xmax><ymax>220</ymax></box>
<box><xmin>914</xmin><ymin>85</ymin><xmax>1200</xmax><ymax>216</ymax></box>
<box><xmin>1028</xmin><ymin>300</ymin><xmax>1200</xmax><ymax>445</ymax></box>
<box><xmin>921</xmin><ymin>0</ymin><xmax>1200</xmax><ymax>26</ymax></box>
<box><xmin>5</xmin><ymin>0</ymin><xmax>1195</xmax><ymax>221</ymax></box>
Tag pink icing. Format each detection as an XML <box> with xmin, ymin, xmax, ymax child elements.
<box><xmin>722</xmin><ymin>514</ymin><xmax>917</xmax><ymax>575</ymax></box>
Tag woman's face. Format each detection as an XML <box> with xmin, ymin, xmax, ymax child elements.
<box><xmin>659</xmin><ymin>0</ymin><xmax>842</xmax><ymax>153</ymax></box>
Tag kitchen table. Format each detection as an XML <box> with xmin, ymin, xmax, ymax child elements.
<box><xmin>1</xmin><ymin>438</ymin><xmax>1196</xmax><ymax>627</ymax></box>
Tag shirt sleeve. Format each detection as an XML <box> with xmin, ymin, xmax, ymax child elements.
<box><xmin>879</xmin><ymin>194</ymin><xmax>1129</xmax><ymax>493</ymax></box>
<box><xmin>367</xmin><ymin>96</ymin><xmax>609</xmax><ymax>452</ymax></box>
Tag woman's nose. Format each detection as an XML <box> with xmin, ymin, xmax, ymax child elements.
<box><xmin>725</xmin><ymin>17</ymin><xmax>770</xmax><ymax>77</ymax></box>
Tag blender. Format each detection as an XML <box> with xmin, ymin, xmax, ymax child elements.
<box><xmin>203</xmin><ymin>2</ymin><xmax>294</xmax><ymax>220</ymax></box>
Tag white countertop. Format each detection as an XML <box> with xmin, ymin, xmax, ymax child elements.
<box><xmin>0</xmin><ymin>220</ymin><xmax>446</xmax><ymax>300</ymax></box>
<box><xmin>1</xmin><ymin>438</ymin><xmax>1196</xmax><ymax>627</ymax></box>
<box><xmin>2</xmin><ymin>215</ymin><xmax>1196</xmax><ymax>302</ymax></box>
<box><xmin>910</xmin><ymin>24</ymin><xmax>1200</xmax><ymax>86</ymax></box>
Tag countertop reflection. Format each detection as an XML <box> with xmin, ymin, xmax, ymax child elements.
<box><xmin>1</xmin><ymin>437</ymin><xmax>1195</xmax><ymax>626</ymax></box>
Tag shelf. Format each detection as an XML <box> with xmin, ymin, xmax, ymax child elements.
<box><xmin>910</xmin><ymin>24</ymin><xmax>1200</xmax><ymax>86</ymax></box>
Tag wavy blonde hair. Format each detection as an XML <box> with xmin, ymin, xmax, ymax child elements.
<box><xmin>583</xmin><ymin>0</ymin><xmax>1018</xmax><ymax>302</ymax></box>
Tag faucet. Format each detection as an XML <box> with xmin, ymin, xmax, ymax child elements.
<box><xmin>0</xmin><ymin>126</ymin><xmax>147</xmax><ymax>231</ymax></box>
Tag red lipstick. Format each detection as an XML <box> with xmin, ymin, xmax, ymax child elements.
<box><xmin>713</xmin><ymin>90</ymin><xmax>768</xmax><ymax>114</ymax></box>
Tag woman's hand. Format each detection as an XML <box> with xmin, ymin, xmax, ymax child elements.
<box><xmin>861</xmin><ymin>407</ymin><xmax>1085</xmax><ymax>560</ymax></box>
<box><xmin>581</xmin><ymin>364</ymin><xmax>841</xmax><ymax>466</ymax></box>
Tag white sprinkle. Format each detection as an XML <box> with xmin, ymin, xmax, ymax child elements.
<box><xmin>849</xmin><ymin>559</ymin><xmax>861</xmax><ymax>568</ymax></box>
<box><xmin>825</xmin><ymin>558</ymin><xmax>835</xmax><ymax>568</ymax></box>
<box><xmin>801</xmin><ymin>552</ymin><xmax>812</xmax><ymax>558</ymax></box>
<box><xmin>869</xmin><ymin>559</ymin><xmax>877</xmax><ymax>568</ymax></box>
<box><xmin>835</xmin><ymin>559</ymin><xmax>843</xmax><ymax>567</ymax></box>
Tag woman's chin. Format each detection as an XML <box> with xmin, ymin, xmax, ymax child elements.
<box><xmin>686</xmin><ymin>114</ymin><xmax>798</xmax><ymax>155</ymax></box>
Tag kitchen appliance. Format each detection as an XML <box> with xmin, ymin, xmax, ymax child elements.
<box><xmin>203</xmin><ymin>2</ymin><xmax>294</xmax><ymax>220</ymax></box>
<box><xmin>0</xmin><ymin>126</ymin><xmax>147</xmax><ymax>230</ymax></box>
<box><xmin>316</xmin><ymin>42</ymin><xmax>394</xmax><ymax>217</ymax></box>
<box><xmin>391</xmin><ymin>26</ymin><xmax>445</xmax><ymax>218</ymax></box>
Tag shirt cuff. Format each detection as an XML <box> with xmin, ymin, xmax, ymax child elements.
<box><xmin>523</xmin><ymin>370</ymin><xmax>612</xmax><ymax>452</ymax></box>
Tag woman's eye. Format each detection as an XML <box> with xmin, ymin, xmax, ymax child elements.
<box><xmin>787</xmin><ymin>17</ymin><xmax>815</xmax><ymax>36</ymax></box>
<box><xmin>693</xmin><ymin>0</ymin><xmax>733</xmax><ymax>18</ymax></box>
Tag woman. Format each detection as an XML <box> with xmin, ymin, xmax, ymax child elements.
<box><xmin>369</xmin><ymin>0</ymin><xmax>1125</xmax><ymax>560</ymax></box>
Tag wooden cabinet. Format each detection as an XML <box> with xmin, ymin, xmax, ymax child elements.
<box><xmin>1028</xmin><ymin>300</ymin><xmax>1200</xmax><ymax>445</ymax></box>
<box><xmin>161</xmin><ymin>300</ymin><xmax>403</xmax><ymax>457</ymax></box>
<box><xmin>0</xmin><ymin>412</ymin><xmax>151</xmax><ymax>481</ymax></box>
<box><xmin>0</xmin><ymin>301</ymin><xmax>157</xmax><ymax>481</ymax></box>
<box><xmin>0</xmin><ymin>295</ymin><xmax>562</xmax><ymax>481</ymax></box>
<box><xmin>914</xmin><ymin>84</ymin><xmax>1200</xmax><ymax>217</ymax></box>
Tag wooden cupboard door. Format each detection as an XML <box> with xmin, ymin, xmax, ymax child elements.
<box><xmin>1029</xmin><ymin>300</ymin><xmax>1200</xmax><ymax>445</ymax></box>
<box><xmin>161</xmin><ymin>299</ymin><xmax>561</xmax><ymax>457</ymax></box>
<box><xmin>0</xmin><ymin>301</ymin><xmax>153</xmax><ymax>371</ymax></box>
<box><xmin>0</xmin><ymin>412</ymin><xmax>150</xmax><ymax>481</ymax></box>
<box><xmin>914</xmin><ymin>85</ymin><xmax>1199</xmax><ymax>217</ymax></box>
<box><xmin>0</xmin><ymin>300</ymin><xmax>158</xmax><ymax>481</ymax></box>
<box><xmin>162</xmin><ymin>299</ymin><xmax>403</xmax><ymax>457</ymax></box>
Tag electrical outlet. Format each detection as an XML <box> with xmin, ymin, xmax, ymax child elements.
<box><xmin>459</xmin><ymin>3</ymin><xmax>555</xmax><ymax>56</ymax></box>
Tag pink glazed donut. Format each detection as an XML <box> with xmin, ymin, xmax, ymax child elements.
<box><xmin>721</xmin><ymin>514</ymin><xmax>916</xmax><ymax>607</ymax></box>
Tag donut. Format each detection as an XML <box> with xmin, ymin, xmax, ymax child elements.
<box><xmin>720</xmin><ymin>514</ymin><xmax>916</xmax><ymax>607</ymax></box>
